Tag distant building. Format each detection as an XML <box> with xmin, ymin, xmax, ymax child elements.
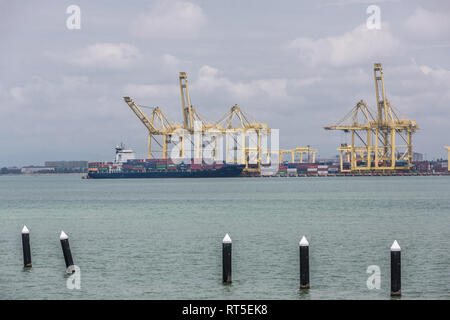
<box><xmin>21</xmin><ymin>166</ymin><xmax>55</xmax><ymax>174</ymax></box>
<box><xmin>0</xmin><ymin>167</ymin><xmax>21</xmax><ymax>174</ymax></box>
<box><xmin>44</xmin><ymin>161</ymin><xmax>88</xmax><ymax>170</ymax></box>
<box><xmin>413</xmin><ymin>152</ymin><xmax>424</xmax><ymax>162</ymax></box>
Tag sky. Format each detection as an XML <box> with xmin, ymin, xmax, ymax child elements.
<box><xmin>1</xmin><ymin>0</ymin><xmax>450</xmax><ymax>166</ymax></box>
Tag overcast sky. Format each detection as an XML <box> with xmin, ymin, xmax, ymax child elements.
<box><xmin>1</xmin><ymin>0</ymin><xmax>450</xmax><ymax>166</ymax></box>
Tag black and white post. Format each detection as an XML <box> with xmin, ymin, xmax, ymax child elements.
<box><xmin>60</xmin><ymin>230</ymin><xmax>74</xmax><ymax>272</ymax></box>
<box><xmin>390</xmin><ymin>240</ymin><xmax>401</xmax><ymax>297</ymax></box>
<box><xmin>21</xmin><ymin>225</ymin><xmax>32</xmax><ymax>268</ymax></box>
<box><xmin>222</xmin><ymin>233</ymin><xmax>232</xmax><ymax>283</ymax></box>
<box><xmin>299</xmin><ymin>236</ymin><xmax>310</xmax><ymax>289</ymax></box>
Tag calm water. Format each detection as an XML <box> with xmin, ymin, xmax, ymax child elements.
<box><xmin>0</xmin><ymin>174</ymin><xmax>448</xmax><ymax>300</ymax></box>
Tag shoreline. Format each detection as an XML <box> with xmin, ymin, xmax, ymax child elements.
<box><xmin>1</xmin><ymin>172</ymin><xmax>449</xmax><ymax>178</ymax></box>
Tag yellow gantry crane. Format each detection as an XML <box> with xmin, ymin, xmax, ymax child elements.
<box><xmin>124</xmin><ymin>72</ymin><xmax>278</xmax><ymax>173</ymax></box>
<box><xmin>123</xmin><ymin>97</ymin><xmax>182</xmax><ymax>159</ymax></box>
<box><xmin>216</xmin><ymin>104</ymin><xmax>271</xmax><ymax>172</ymax></box>
<box><xmin>279</xmin><ymin>147</ymin><xmax>317</xmax><ymax>164</ymax></box>
<box><xmin>445</xmin><ymin>146</ymin><xmax>450</xmax><ymax>171</ymax></box>
<box><xmin>325</xmin><ymin>63</ymin><xmax>419</xmax><ymax>172</ymax></box>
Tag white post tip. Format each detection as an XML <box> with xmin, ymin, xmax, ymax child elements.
<box><xmin>299</xmin><ymin>236</ymin><xmax>309</xmax><ymax>246</ymax></box>
<box><xmin>22</xmin><ymin>225</ymin><xmax>29</xmax><ymax>234</ymax></box>
<box><xmin>391</xmin><ymin>240</ymin><xmax>401</xmax><ymax>251</ymax></box>
<box><xmin>60</xmin><ymin>230</ymin><xmax>69</xmax><ymax>240</ymax></box>
<box><xmin>223</xmin><ymin>233</ymin><xmax>232</xmax><ymax>243</ymax></box>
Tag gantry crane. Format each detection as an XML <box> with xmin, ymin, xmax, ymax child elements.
<box><xmin>216</xmin><ymin>104</ymin><xmax>270</xmax><ymax>172</ymax></box>
<box><xmin>325</xmin><ymin>63</ymin><xmax>419</xmax><ymax>172</ymax></box>
<box><xmin>445</xmin><ymin>146</ymin><xmax>450</xmax><ymax>171</ymax></box>
<box><xmin>279</xmin><ymin>146</ymin><xmax>317</xmax><ymax>164</ymax></box>
<box><xmin>124</xmin><ymin>73</ymin><xmax>220</xmax><ymax>160</ymax></box>
<box><xmin>125</xmin><ymin>72</ymin><xmax>314</xmax><ymax>174</ymax></box>
<box><xmin>178</xmin><ymin>72</ymin><xmax>223</xmax><ymax>160</ymax></box>
<box><xmin>123</xmin><ymin>97</ymin><xmax>183</xmax><ymax>159</ymax></box>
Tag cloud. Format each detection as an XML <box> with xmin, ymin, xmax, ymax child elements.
<box><xmin>195</xmin><ymin>65</ymin><xmax>288</xmax><ymax>100</ymax></box>
<box><xmin>123</xmin><ymin>83</ymin><xmax>179</xmax><ymax>100</ymax></box>
<box><xmin>8</xmin><ymin>76</ymin><xmax>76</xmax><ymax>104</ymax></box>
<box><xmin>290</xmin><ymin>76</ymin><xmax>322</xmax><ymax>87</ymax></box>
<box><xmin>68</xmin><ymin>43</ymin><xmax>142</xmax><ymax>68</ymax></box>
<box><xmin>321</xmin><ymin>0</ymin><xmax>400</xmax><ymax>6</ymax></box>
<box><xmin>419</xmin><ymin>65</ymin><xmax>450</xmax><ymax>87</ymax></box>
<box><xmin>161</xmin><ymin>53</ymin><xmax>193</xmax><ymax>73</ymax></box>
<box><xmin>288</xmin><ymin>24</ymin><xmax>400</xmax><ymax>67</ymax></box>
<box><xmin>162</xmin><ymin>54</ymin><xmax>181</xmax><ymax>69</ymax></box>
<box><xmin>124</xmin><ymin>64</ymin><xmax>290</xmax><ymax>102</ymax></box>
<box><xmin>131</xmin><ymin>1</ymin><xmax>207</xmax><ymax>38</ymax></box>
<box><xmin>403</xmin><ymin>7</ymin><xmax>450</xmax><ymax>41</ymax></box>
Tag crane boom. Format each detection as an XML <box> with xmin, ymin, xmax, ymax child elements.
<box><xmin>179</xmin><ymin>72</ymin><xmax>195</xmax><ymax>132</ymax></box>
<box><xmin>123</xmin><ymin>96</ymin><xmax>159</xmax><ymax>133</ymax></box>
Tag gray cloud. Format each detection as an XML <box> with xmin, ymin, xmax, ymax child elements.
<box><xmin>1</xmin><ymin>0</ymin><xmax>449</xmax><ymax>166</ymax></box>
<box><xmin>67</xmin><ymin>43</ymin><xmax>142</xmax><ymax>68</ymax></box>
<box><xmin>403</xmin><ymin>6</ymin><xmax>450</xmax><ymax>41</ymax></box>
<box><xmin>130</xmin><ymin>1</ymin><xmax>207</xmax><ymax>38</ymax></box>
<box><xmin>288</xmin><ymin>24</ymin><xmax>400</xmax><ymax>67</ymax></box>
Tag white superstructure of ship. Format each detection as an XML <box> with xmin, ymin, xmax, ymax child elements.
<box><xmin>114</xmin><ymin>143</ymin><xmax>136</xmax><ymax>164</ymax></box>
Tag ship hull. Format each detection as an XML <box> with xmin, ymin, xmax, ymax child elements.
<box><xmin>87</xmin><ymin>165</ymin><xmax>244</xmax><ymax>179</ymax></box>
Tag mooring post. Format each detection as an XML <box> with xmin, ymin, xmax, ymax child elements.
<box><xmin>222</xmin><ymin>233</ymin><xmax>232</xmax><ymax>283</ymax></box>
<box><xmin>22</xmin><ymin>225</ymin><xmax>32</xmax><ymax>268</ymax></box>
<box><xmin>60</xmin><ymin>231</ymin><xmax>74</xmax><ymax>272</ymax></box>
<box><xmin>299</xmin><ymin>235</ymin><xmax>310</xmax><ymax>289</ymax></box>
<box><xmin>390</xmin><ymin>240</ymin><xmax>401</xmax><ymax>297</ymax></box>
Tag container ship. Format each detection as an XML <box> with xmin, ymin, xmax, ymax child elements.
<box><xmin>86</xmin><ymin>144</ymin><xmax>244</xmax><ymax>179</ymax></box>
